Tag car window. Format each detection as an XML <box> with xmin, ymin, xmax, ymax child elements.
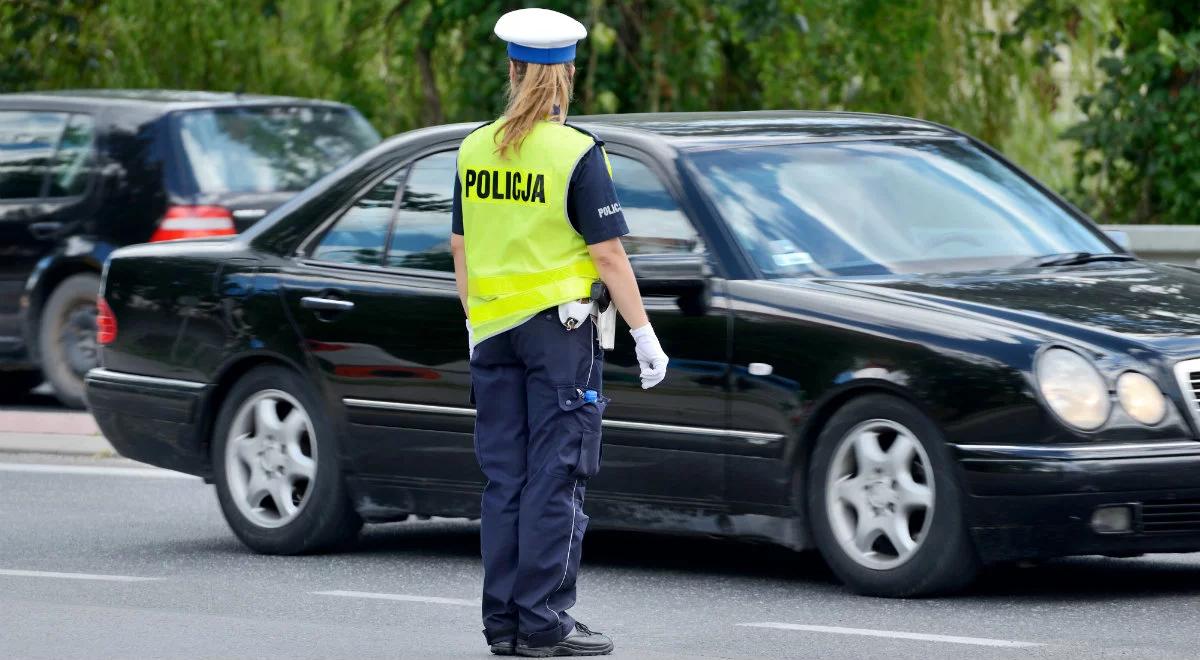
<box><xmin>45</xmin><ymin>114</ymin><xmax>95</xmax><ymax>198</ymax></box>
<box><xmin>177</xmin><ymin>106</ymin><xmax>380</xmax><ymax>194</ymax></box>
<box><xmin>688</xmin><ymin>140</ymin><xmax>1114</xmax><ymax>277</ymax></box>
<box><xmin>609</xmin><ymin>154</ymin><xmax>700</xmax><ymax>255</ymax></box>
<box><xmin>311</xmin><ymin>171</ymin><xmax>403</xmax><ymax>266</ymax></box>
<box><xmin>385</xmin><ymin>150</ymin><xmax>455</xmax><ymax>273</ymax></box>
<box><xmin>0</xmin><ymin>111</ymin><xmax>67</xmax><ymax>200</ymax></box>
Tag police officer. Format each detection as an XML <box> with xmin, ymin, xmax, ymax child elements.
<box><xmin>449</xmin><ymin>7</ymin><xmax>669</xmax><ymax>658</ymax></box>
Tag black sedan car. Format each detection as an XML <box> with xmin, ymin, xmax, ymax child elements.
<box><xmin>87</xmin><ymin>111</ymin><xmax>1200</xmax><ymax>597</ymax></box>
<box><xmin>0</xmin><ymin>90</ymin><xmax>379</xmax><ymax>406</ymax></box>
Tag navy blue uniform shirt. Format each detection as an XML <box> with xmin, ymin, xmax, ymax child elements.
<box><xmin>452</xmin><ymin>144</ymin><xmax>630</xmax><ymax>245</ymax></box>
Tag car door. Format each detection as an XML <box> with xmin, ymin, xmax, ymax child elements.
<box><xmin>281</xmin><ymin>144</ymin><xmax>734</xmax><ymax>518</ymax></box>
<box><xmin>587</xmin><ymin>150</ymin><xmax>732</xmax><ymax>512</ymax></box>
<box><xmin>277</xmin><ymin>147</ymin><xmax>478</xmax><ymax>510</ymax></box>
<box><xmin>366</xmin><ymin>148</ymin><xmax>734</xmax><ymax>513</ymax></box>
<box><xmin>0</xmin><ymin>110</ymin><xmax>95</xmax><ymax>351</ymax></box>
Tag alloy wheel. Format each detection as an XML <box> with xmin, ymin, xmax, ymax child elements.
<box><xmin>224</xmin><ymin>390</ymin><xmax>317</xmax><ymax>529</ymax></box>
<box><xmin>59</xmin><ymin>302</ymin><xmax>98</xmax><ymax>379</ymax></box>
<box><xmin>825</xmin><ymin>419</ymin><xmax>934</xmax><ymax>570</ymax></box>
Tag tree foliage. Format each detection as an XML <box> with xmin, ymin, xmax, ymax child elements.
<box><xmin>1</xmin><ymin>1</ymin><xmax>1196</xmax><ymax>223</ymax></box>
<box><xmin>1065</xmin><ymin>1</ymin><xmax>1200</xmax><ymax>224</ymax></box>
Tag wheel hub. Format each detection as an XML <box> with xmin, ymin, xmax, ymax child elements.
<box><xmin>864</xmin><ymin>478</ymin><xmax>896</xmax><ymax>510</ymax></box>
<box><xmin>825</xmin><ymin>419</ymin><xmax>935</xmax><ymax>570</ymax></box>
<box><xmin>224</xmin><ymin>390</ymin><xmax>317</xmax><ymax>529</ymax></box>
<box><xmin>260</xmin><ymin>444</ymin><xmax>286</xmax><ymax>472</ymax></box>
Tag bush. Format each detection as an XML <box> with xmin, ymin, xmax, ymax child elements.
<box><xmin>1067</xmin><ymin>1</ymin><xmax>1200</xmax><ymax>224</ymax></box>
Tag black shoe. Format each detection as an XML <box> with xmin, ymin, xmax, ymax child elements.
<box><xmin>486</xmin><ymin>628</ymin><xmax>517</xmax><ymax>656</ymax></box>
<box><xmin>490</xmin><ymin>640</ymin><xmax>516</xmax><ymax>656</ymax></box>
<box><xmin>515</xmin><ymin>623</ymin><xmax>614</xmax><ymax>657</ymax></box>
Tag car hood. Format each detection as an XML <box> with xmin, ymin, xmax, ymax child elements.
<box><xmin>804</xmin><ymin>260</ymin><xmax>1200</xmax><ymax>357</ymax></box>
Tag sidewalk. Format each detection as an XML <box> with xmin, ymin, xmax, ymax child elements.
<box><xmin>0</xmin><ymin>409</ymin><xmax>115</xmax><ymax>456</ymax></box>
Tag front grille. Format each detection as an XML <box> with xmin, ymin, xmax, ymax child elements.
<box><xmin>1142</xmin><ymin>500</ymin><xmax>1200</xmax><ymax>535</ymax></box>
<box><xmin>1171</xmin><ymin>358</ymin><xmax>1200</xmax><ymax>432</ymax></box>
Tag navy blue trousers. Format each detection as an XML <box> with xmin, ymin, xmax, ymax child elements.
<box><xmin>470</xmin><ymin>309</ymin><xmax>606</xmax><ymax>648</ymax></box>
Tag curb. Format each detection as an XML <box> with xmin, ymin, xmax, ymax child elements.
<box><xmin>0</xmin><ymin>409</ymin><xmax>101</xmax><ymax>435</ymax></box>
<box><xmin>0</xmin><ymin>432</ymin><xmax>115</xmax><ymax>456</ymax></box>
<box><xmin>0</xmin><ymin>409</ymin><xmax>111</xmax><ymax>456</ymax></box>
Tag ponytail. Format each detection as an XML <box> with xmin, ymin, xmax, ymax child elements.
<box><xmin>495</xmin><ymin>60</ymin><xmax>573</xmax><ymax>159</ymax></box>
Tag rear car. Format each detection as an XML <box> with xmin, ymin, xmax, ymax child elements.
<box><xmin>0</xmin><ymin>90</ymin><xmax>379</xmax><ymax>407</ymax></box>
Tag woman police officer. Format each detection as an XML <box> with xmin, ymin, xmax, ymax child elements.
<box><xmin>448</xmin><ymin>7</ymin><xmax>669</xmax><ymax>658</ymax></box>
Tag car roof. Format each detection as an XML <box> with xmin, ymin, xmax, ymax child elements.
<box><xmin>0</xmin><ymin>89</ymin><xmax>353</xmax><ymax>113</ymax></box>
<box><xmin>571</xmin><ymin>110</ymin><xmax>959</xmax><ymax>148</ymax></box>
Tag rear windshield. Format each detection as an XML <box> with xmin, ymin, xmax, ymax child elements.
<box><xmin>176</xmin><ymin>105</ymin><xmax>380</xmax><ymax>194</ymax></box>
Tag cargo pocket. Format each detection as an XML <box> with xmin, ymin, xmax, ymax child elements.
<box><xmin>555</xmin><ymin>385</ymin><xmax>609</xmax><ymax>480</ymax></box>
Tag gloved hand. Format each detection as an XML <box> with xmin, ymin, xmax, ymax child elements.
<box><xmin>630</xmin><ymin>323</ymin><xmax>668</xmax><ymax>389</ymax></box>
<box><xmin>466</xmin><ymin>319</ymin><xmax>474</xmax><ymax>360</ymax></box>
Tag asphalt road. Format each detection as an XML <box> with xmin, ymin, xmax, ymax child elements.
<box><xmin>4</xmin><ymin>448</ymin><xmax>1200</xmax><ymax>660</ymax></box>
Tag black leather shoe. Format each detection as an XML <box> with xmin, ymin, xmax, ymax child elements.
<box><xmin>490</xmin><ymin>640</ymin><xmax>516</xmax><ymax>656</ymax></box>
<box><xmin>486</xmin><ymin>628</ymin><xmax>517</xmax><ymax>656</ymax></box>
<box><xmin>516</xmin><ymin>623</ymin><xmax>614</xmax><ymax>657</ymax></box>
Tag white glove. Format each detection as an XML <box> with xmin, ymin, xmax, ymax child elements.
<box><xmin>466</xmin><ymin>319</ymin><xmax>474</xmax><ymax>360</ymax></box>
<box><xmin>630</xmin><ymin>324</ymin><xmax>668</xmax><ymax>389</ymax></box>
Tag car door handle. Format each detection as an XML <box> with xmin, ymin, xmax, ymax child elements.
<box><xmin>29</xmin><ymin>221</ymin><xmax>63</xmax><ymax>240</ymax></box>
<box><xmin>300</xmin><ymin>296</ymin><xmax>355</xmax><ymax>312</ymax></box>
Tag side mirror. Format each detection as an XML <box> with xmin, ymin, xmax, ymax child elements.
<box><xmin>630</xmin><ymin>252</ymin><xmax>711</xmax><ymax>315</ymax></box>
<box><xmin>1104</xmin><ymin>229</ymin><xmax>1133</xmax><ymax>253</ymax></box>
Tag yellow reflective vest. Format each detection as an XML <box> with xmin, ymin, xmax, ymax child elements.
<box><xmin>459</xmin><ymin>119</ymin><xmax>599</xmax><ymax>344</ymax></box>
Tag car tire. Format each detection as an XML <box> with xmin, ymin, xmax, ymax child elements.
<box><xmin>38</xmin><ymin>273</ymin><xmax>101</xmax><ymax>409</ymax></box>
<box><xmin>0</xmin><ymin>370</ymin><xmax>44</xmax><ymax>399</ymax></box>
<box><xmin>212</xmin><ymin>365</ymin><xmax>362</xmax><ymax>554</ymax></box>
<box><xmin>808</xmin><ymin>394</ymin><xmax>979</xmax><ymax>597</ymax></box>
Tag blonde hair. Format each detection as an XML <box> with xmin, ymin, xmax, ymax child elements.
<box><xmin>495</xmin><ymin>60</ymin><xmax>573</xmax><ymax>158</ymax></box>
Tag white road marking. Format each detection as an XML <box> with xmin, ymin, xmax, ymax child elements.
<box><xmin>313</xmin><ymin>590</ymin><xmax>479</xmax><ymax>607</ymax></box>
<box><xmin>0</xmin><ymin>462</ymin><xmax>197</xmax><ymax>479</ymax></box>
<box><xmin>738</xmin><ymin>622</ymin><xmax>1044</xmax><ymax>648</ymax></box>
<box><xmin>0</xmin><ymin>569</ymin><xmax>162</xmax><ymax>582</ymax></box>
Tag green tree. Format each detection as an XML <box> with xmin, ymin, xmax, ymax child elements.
<box><xmin>1067</xmin><ymin>0</ymin><xmax>1200</xmax><ymax>224</ymax></box>
<box><xmin>8</xmin><ymin>0</ymin><xmax>1197</xmax><ymax>225</ymax></box>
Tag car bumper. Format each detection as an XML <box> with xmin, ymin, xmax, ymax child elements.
<box><xmin>955</xmin><ymin>440</ymin><xmax>1200</xmax><ymax>562</ymax></box>
<box><xmin>84</xmin><ymin>368</ymin><xmax>212</xmax><ymax>477</ymax></box>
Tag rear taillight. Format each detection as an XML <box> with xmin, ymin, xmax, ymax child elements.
<box><xmin>150</xmin><ymin>205</ymin><xmax>236</xmax><ymax>242</ymax></box>
<box><xmin>97</xmin><ymin>297</ymin><xmax>117</xmax><ymax>345</ymax></box>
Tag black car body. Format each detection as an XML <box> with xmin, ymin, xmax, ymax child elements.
<box><xmin>87</xmin><ymin>111</ymin><xmax>1200</xmax><ymax>596</ymax></box>
<box><xmin>0</xmin><ymin>90</ymin><xmax>379</xmax><ymax>406</ymax></box>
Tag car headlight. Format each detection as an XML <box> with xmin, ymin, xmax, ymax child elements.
<box><xmin>1035</xmin><ymin>348</ymin><xmax>1110</xmax><ymax>431</ymax></box>
<box><xmin>1117</xmin><ymin>371</ymin><xmax>1167</xmax><ymax>425</ymax></box>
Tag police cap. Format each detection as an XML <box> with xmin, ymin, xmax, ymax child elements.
<box><xmin>494</xmin><ymin>8</ymin><xmax>587</xmax><ymax>65</ymax></box>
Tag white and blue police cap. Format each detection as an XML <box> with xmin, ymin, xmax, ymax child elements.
<box><xmin>494</xmin><ymin>8</ymin><xmax>587</xmax><ymax>65</ymax></box>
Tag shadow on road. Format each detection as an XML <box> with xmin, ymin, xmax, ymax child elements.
<box><xmin>342</xmin><ymin>519</ymin><xmax>1200</xmax><ymax>600</ymax></box>
<box><xmin>154</xmin><ymin>514</ymin><xmax>1200</xmax><ymax>603</ymax></box>
<box><xmin>0</xmin><ymin>383</ymin><xmax>61</xmax><ymax>410</ymax></box>
<box><xmin>354</xmin><ymin>521</ymin><xmax>836</xmax><ymax>585</ymax></box>
<box><xmin>973</xmin><ymin>555</ymin><xmax>1200</xmax><ymax>600</ymax></box>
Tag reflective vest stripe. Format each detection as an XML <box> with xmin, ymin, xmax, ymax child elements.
<box><xmin>469</xmin><ymin>276</ymin><xmax>598</xmax><ymax>326</ymax></box>
<box><xmin>468</xmin><ymin>258</ymin><xmax>599</xmax><ymax>297</ymax></box>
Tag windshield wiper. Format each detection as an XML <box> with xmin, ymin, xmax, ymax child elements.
<box><xmin>1030</xmin><ymin>251</ymin><xmax>1136</xmax><ymax>267</ymax></box>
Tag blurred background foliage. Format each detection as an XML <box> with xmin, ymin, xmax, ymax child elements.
<box><xmin>1</xmin><ymin>0</ymin><xmax>1197</xmax><ymax>223</ymax></box>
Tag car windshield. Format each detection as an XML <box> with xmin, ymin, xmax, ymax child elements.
<box><xmin>686</xmin><ymin>139</ymin><xmax>1115</xmax><ymax>277</ymax></box>
<box><xmin>177</xmin><ymin>106</ymin><xmax>380</xmax><ymax>194</ymax></box>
